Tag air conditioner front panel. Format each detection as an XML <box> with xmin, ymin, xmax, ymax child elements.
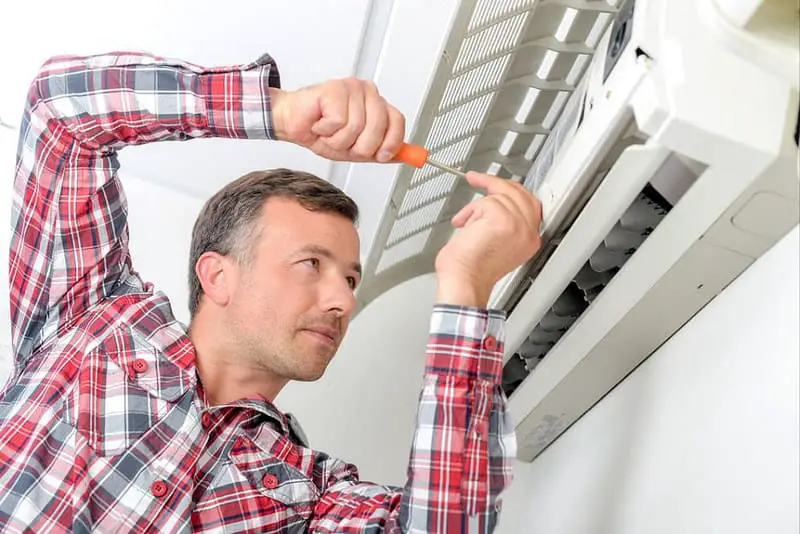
<box><xmin>501</xmin><ymin>0</ymin><xmax>799</xmax><ymax>459</ymax></box>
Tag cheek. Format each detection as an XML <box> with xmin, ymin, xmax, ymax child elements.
<box><xmin>239</xmin><ymin>271</ymin><xmax>315</xmax><ymax>318</ymax></box>
<box><xmin>233</xmin><ymin>273</ymin><xmax>274</xmax><ymax>313</ymax></box>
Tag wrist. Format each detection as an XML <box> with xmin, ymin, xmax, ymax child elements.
<box><xmin>435</xmin><ymin>275</ymin><xmax>493</xmax><ymax>308</ymax></box>
<box><xmin>268</xmin><ymin>87</ymin><xmax>289</xmax><ymax>141</ymax></box>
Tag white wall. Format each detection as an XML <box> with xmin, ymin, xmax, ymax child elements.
<box><xmin>496</xmin><ymin>225</ymin><xmax>800</xmax><ymax>534</ymax></box>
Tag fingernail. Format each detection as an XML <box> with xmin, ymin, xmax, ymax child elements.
<box><xmin>377</xmin><ymin>150</ymin><xmax>392</xmax><ymax>162</ymax></box>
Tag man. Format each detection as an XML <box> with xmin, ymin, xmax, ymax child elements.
<box><xmin>0</xmin><ymin>50</ymin><xmax>542</xmax><ymax>533</ymax></box>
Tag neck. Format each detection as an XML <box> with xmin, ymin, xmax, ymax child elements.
<box><xmin>188</xmin><ymin>311</ymin><xmax>288</xmax><ymax>405</ymax></box>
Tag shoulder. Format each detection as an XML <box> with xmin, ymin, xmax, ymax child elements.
<box><xmin>86</xmin><ymin>289</ymin><xmax>196</xmax><ymax>370</ymax></box>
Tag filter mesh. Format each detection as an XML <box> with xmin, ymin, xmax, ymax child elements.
<box><xmin>455</xmin><ymin>14</ymin><xmax>528</xmax><ymax>74</ymax></box>
<box><xmin>387</xmin><ymin>198</ymin><xmax>449</xmax><ymax>247</ymax></box>
<box><xmin>467</xmin><ymin>0</ymin><xmax>537</xmax><ymax>33</ymax></box>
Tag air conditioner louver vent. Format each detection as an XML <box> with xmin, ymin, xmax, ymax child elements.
<box><xmin>502</xmin><ymin>183</ymin><xmax>671</xmax><ymax>397</ymax></box>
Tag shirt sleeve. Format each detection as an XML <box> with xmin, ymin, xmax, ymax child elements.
<box><xmin>7</xmin><ymin>51</ymin><xmax>281</xmax><ymax>367</ymax></box>
<box><xmin>309</xmin><ymin>304</ymin><xmax>517</xmax><ymax>533</ymax></box>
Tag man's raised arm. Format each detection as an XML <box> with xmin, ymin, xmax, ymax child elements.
<box><xmin>8</xmin><ymin>52</ymin><xmax>283</xmax><ymax>366</ymax></box>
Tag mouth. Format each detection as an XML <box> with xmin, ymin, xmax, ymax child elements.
<box><xmin>302</xmin><ymin>328</ymin><xmax>339</xmax><ymax>346</ymax></box>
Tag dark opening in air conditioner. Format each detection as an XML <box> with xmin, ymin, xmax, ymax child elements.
<box><xmin>502</xmin><ymin>152</ymin><xmax>706</xmax><ymax>398</ymax></box>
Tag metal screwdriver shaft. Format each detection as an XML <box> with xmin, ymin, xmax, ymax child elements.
<box><xmin>394</xmin><ymin>143</ymin><xmax>468</xmax><ymax>179</ymax></box>
<box><xmin>424</xmin><ymin>158</ymin><xmax>468</xmax><ymax>179</ymax></box>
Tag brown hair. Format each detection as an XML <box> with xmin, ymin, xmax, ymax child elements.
<box><xmin>188</xmin><ymin>168</ymin><xmax>359</xmax><ymax>317</ymax></box>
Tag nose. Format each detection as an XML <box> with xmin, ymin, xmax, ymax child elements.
<box><xmin>319</xmin><ymin>274</ymin><xmax>357</xmax><ymax>318</ymax></box>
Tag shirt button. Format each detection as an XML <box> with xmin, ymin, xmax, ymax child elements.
<box><xmin>131</xmin><ymin>359</ymin><xmax>149</xmax><ymax>374</ymax></box>
<box><xmin>150</xmin><ymin>480</ymin><xmax>168</xmax><ymax>498</ymax></box>
<box><xmin>201</xmin><ymin>413</ymin><xmax>212</xmax><ymax>429</ymax></box>
<box><xmin>262</xmin><ymin>473</ymin><xmax>279</xmax><ymax>490</ymax></box>
<box><xmin>482</xmin><ymin>335</ymin><xmax>497</xmax><ymax>352</ymax></box>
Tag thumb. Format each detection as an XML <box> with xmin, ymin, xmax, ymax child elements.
<box><xmin>311</xmin><ymin>118</ymin><xmax>341</xmax><ymax>137</ymax></box>
<box><xmin>310</xmin><ymin>83</ymin><xmax>348</xmax><ymax>137</ymax></box>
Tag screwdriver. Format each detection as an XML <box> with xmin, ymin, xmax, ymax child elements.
<box><xmin>393</xmin><ymin>143</ymin><xmax>468</xmax><ymax>179</ymax></box>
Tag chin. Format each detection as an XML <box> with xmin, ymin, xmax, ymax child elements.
<box><xmin>291</xmin><ymin>357</ymin><xmax>332</xmax><ymax>382</ymax></box>
<box><xmin>292</xmin><ymin>368</ymin><xmax>327</xmax><ymax>382</ymax></box>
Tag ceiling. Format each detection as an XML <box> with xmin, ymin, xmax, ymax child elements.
<box><xmin>0</xmin><ymin>0</ymin><xmax>460</xmax><ymax>258</ymax></box>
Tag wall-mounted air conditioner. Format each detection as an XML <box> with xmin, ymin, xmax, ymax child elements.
<box><xmin>357</xmin><ymin>0</ymin><xmax>799</xmax><ymax>462</ymax></box>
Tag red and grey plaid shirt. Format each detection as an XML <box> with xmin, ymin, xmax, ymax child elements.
<box><xmin>0</xmin><ymin>51</ymin><xmax>516</xmax><ymax>533</ymax></box>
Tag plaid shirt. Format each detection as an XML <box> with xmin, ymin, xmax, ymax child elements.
<box><xmin>0</xmin><ymin>51</ymin><xmax>516</xmax><ymax>533</ymax></box>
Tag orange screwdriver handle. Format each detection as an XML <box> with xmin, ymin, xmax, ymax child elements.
<box><xmin>393</xmin><ymin>143</ymin><xmax>429</xmax><ymax>168</ymax></box>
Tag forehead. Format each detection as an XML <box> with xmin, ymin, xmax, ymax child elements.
<box><xmin>255</xmin><ymin>196</ymin><xmax>360</xmax><ymax>256</ymax></box>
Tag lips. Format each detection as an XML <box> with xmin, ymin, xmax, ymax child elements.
<box><xmin>303</xmin><ymin>326</ymin><xmax>339</xmax><ymax>345</ymax></box>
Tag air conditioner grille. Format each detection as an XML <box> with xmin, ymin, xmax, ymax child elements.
<box><xmin>400</xmin><ymin>175</ymin><xmax>459</xmax><ymax>218</ymax></box>
<box><xmin>467</xmin><ymin>0</ymin><xmax>537</xmax><ymax>34</ymax></box>
<box><xmin>360</xmin><ymin>0</ymin><xmax>618</xmax><ymax>307</ymax></box>
<box><xmin>443</xmin><ymin>56</ymin><xmax>513</xmax><ymax>112</ymax></box>
<box><xmin>454</xmin><ymin>14</ymin><xmax>528</xmax><ymax>75</ymax></box>
<box><xmin>427</xmin><ymin>95</ymin><xmax>494</xmax><ymax>152</ymax></box>
<box><xmin>387</xmin><ymin>197</ymin><xmax>449</xmax><ymax>248</ymax></box>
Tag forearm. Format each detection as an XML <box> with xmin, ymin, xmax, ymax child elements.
<box><xmin>405</xmin><ymin>304</ymin><xmax>514</xmax><ymax>531</ymax></box>
<box><xmin>29</xmin><ymin>51</ymin><xmax>281</xmax><ymax>149</ymax></box>
<box><xmin>310</xmin><ymin>305</ymin><xmax>515</xmax><ymax>533</ymax></box>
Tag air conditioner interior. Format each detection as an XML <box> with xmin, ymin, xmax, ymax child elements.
<box><xmin>501</xmin><ymin>133</ymin><xmax>706</xmax><ymax>397</ymax></box>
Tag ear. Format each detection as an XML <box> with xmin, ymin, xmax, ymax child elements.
<box><xmin>195</xmin><ymin>251</ymin><xmax>234</xmax><ymax>308</ymax></box>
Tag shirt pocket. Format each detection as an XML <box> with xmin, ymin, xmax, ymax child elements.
<box><xmin>230</xmin><ymin>433</ymin><xmax>320</xmax><ymax>520</ymax></box>
<box><xmin>62</xmin><ymin>347</ymin><xmax>193</xmax><ymax>457</ymax></box>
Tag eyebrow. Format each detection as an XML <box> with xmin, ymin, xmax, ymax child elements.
<box><xmin>297</xmin><ymin>244</ymin><xmax>362</xmax><ymax>278</ymax></box>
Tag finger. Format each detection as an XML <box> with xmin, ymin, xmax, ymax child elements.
<box><xmin>465</xmin><ymin>171</ymin><xmax>532</xmax><ymax>201</ymax></box>
<box><xmin>485</xmin><ymin>192</ymin><xmax>522</xmax><ymax>220</ymax></box>
<box><xmin>528</xmin><ymin>192</ymin><xmax>543</xmax><ymax>231</ymax></box>
<box><xmin>351</xmin><ymin>82</ymin><xmax>389</xmax><ymax>159</ymax></box>
<box><xmin>376</xmin><ymin>104</ymin><xmax>406</xmax><ymax>163</ymax></box>
<box><xmin>495</xmin><ymin>188</ymin><xmax>542</xmax><ymax>232</ymax></box>
<box><xmin>451</xmin><ymin>203</ymin><xmax>477</xmax><ymax>228</ymax></box>
<box><xmin>311</xmin><ymin>82</ymin><xmax>349</xmax><ymax>138</ymax></box>
<box><xmin>466</xmin><ymin>171</ymin><xmax>541</xmax><ymax>229</ymax></box>
<box><xmin>451</xmin><ymin>195</ymin><xmax>508</xmax><ymax>228</ymax></box>
<box><xmin>509</xmin><ymin>183</ymin><xmax>543</xmax><ymax>232</ymax></box>
<box><xmin>464</xmin><ymin>171</ymin><xmax>511</xmax><ymax>194</ymax></box>
<box><xmin>324</xmin><ymin>79</ymin><xmax>366</xmax><ymax>151</ymax></box>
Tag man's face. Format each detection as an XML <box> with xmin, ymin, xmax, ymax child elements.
<box><xmin>225</xmin><ymin>197</ymin><xmax>361</xmax><ymax>382</ymax></box>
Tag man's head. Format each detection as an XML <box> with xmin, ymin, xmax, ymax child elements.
<box><xmin>188</xmin><ymin>169</ymin><xmax>361</xmax><ymax>383</ymax></box>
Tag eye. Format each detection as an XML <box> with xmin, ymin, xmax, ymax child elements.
<box><xmin>346</xmin><ymin>276</ymin><xmax>358</xmax><ymax>290</ymax></box>
<box><xmin>302</xmin><ymin>257</ymin><xmax>321</xmax><ymax>270</ymax></box>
